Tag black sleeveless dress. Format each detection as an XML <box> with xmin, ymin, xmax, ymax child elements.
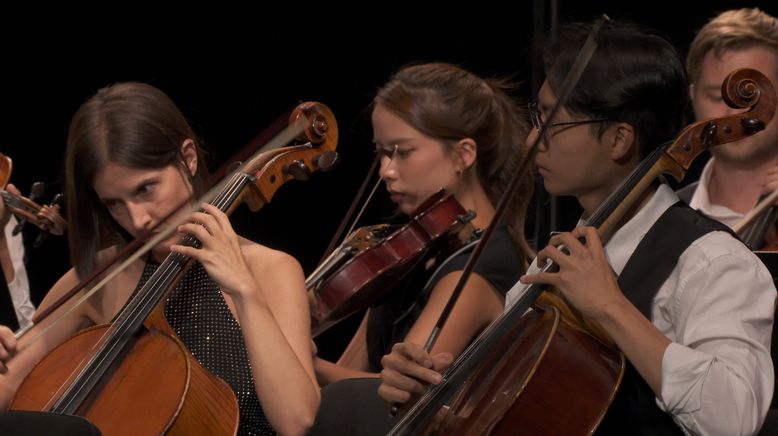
<box><xmin>134</xmin><ymin>261</ymin><xmax>275</xmax><ymax>435</ymax></box>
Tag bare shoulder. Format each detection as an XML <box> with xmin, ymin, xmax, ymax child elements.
<box><xmin>238</xmin><ymin>237</ymin><xmax>303</xmax><ymax>277</ymax></box>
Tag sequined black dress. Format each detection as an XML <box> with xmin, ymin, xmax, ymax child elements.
<box><xmin>134</xmin><ymin>261</ymin><xmax>275</xmax><ymax>435</ymax></box>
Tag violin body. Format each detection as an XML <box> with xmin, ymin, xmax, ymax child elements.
<box><xmin>309</xmin><ymin>190</ymin><xmax>474</xmax><ymax>337</ymax></box>
<box><xmin>0</xmin><ymin>152</ymin><xmax>67</xmax><ymax>236</ymax></box>
<box><xmin>11</xmin><ymin>316</ymin><xmax>239</xmax><ymax>435</ymax></box>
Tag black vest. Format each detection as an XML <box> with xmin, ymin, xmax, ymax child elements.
<box><xmin>596</xmin><ymin>201</ymin><xmax>735</xmax><ymax>435</ymax></box>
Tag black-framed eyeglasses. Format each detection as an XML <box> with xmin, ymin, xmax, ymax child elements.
<box><xmin>528</xmin><ymin>102</ymin><xmax>609</xmax><ymax>132</ymax></box>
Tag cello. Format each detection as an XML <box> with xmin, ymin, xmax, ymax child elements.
<box><xmin>735</xmin><ymin>190</ymin><xmax>778</xmax><ymax>251</ymax></box>
<box><xmin>8</xmin><ymin>101</ymin><xmax>338</xmax><ymax>435</ymax></box>
<box><xmin>388</xmin><ymin>68</ymin><xmax>776</xmax><ymax>435</ymax></box>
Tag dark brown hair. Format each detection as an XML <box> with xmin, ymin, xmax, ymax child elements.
<box><xmin>374</xmin><ymin>62</ymin><xmax>534</xmax><ymax>263</ymax></box>
<box><xmin>65</xmin><ymin>82</ymin><xmax>208</xmax><ymax>277</ymax></box>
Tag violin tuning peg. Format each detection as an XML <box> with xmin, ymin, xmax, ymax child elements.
<box><xmin>284</xmin><ymin>160</ymin><xmax>312</xmax><ymax>181</ymax></box>
<box><xmin>315</xmin><ymin>151</ymin><xmax>339</xmax><ymax>172</ymax></box>
<box><xmin>51</xmin><ymin>193</ymin><xmax>64</xmax><ymax>206</ymax></box>
<box><xmin>11</xmin><ymin>221</ymin><xmax>24</xmax><ymax>236</ymax></box>
<box><xmin>29</xmin><ymin>182</ymin><xmax>45</xmax><ymax>200</ymax></box>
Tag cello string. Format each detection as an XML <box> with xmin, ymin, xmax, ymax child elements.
<box><xmin>16</xmin><ymin>120</ymin><xmax>305</xmax><ymax>343</ymax></box>
<box><xmin>24</xmin><ymin>108</ymin><xmax>303</xmax><ymax>330</ymax></box>
<box><xmin>45</xmin><ymin>113</ymin><xmax>331</xmax><ymax>410</ymax></box>
<box><xmin>48</xmin><ymin>137</ymin><xmax>310</xmax><ymax>410</ymax></box>
<box><xmin>733</xmin><ymin>189</ymin><xmax>778</xmax><ymax>234</ymax></box>
<box><xmin>42</xmin><ymin>173</ymin><xmax>249</xmax><ymax>411</ymax></box>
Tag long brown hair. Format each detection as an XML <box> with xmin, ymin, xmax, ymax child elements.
<box><xmin>374</xmin><ymin>62</ymin><xmax>534</xmax><ymax>263</ymax></box>
<box><xmin>65</xmin><ymin>82</ymin><xmax>208</xmax><ymax>278</ymax></box>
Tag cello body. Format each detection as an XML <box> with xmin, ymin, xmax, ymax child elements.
<box><xmin>388</xmin><ymin>68</ymin><xmax>776</xmax><ymax>435</ymax></box>
<box><xmin>7</xmin><ymin>101</ymin><xmax>339</xmax><ymax>435</ymax></box>
<box><xmin>431</xmin><ymin>304</ymin><xmax>623</xmax><ymax>435</ymax></box>
<box><xmin>12</xmin><ymin>314</ymin><xmax>239</xmax><ymax>435</ymax></box>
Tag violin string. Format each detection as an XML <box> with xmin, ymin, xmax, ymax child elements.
<box><xmin>344</xmin><ymin>144</ymin><xmax>397</xmax><ymax>241</ymax></box>
<box><xmin>307</xmin><ymin>146</ymin><xmax>393</xmax><ymax>291</ymax></box>
<box><xmin>311</xmin><ymin>150</ymin><xmax>382</xmax><ymax>278</ymax></box>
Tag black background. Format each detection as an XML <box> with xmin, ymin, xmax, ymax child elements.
<box><xmin>1</xmin><ymin>1</ymin><xmax>775</xmax><ymax>353</ymax></box>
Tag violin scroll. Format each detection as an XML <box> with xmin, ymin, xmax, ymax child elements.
<box><xmin>0</xmin><ymin>152</ymin><xmax>67</xmax><ymax>238</ymax></box>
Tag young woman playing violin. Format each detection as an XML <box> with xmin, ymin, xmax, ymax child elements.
<box><xmin>0</xmin><ymin>82</ymin><xmax>319</xmax><ymax>435</ymax></box>
<box><xmin>380</xmin><ymin>22</ymin><xmax>775</xmax><ymax>435</ymax></box>
<box><xmin>310</xmin><ymin>62</ymin><xmax>534</xmax><ymax>433</ymax></box>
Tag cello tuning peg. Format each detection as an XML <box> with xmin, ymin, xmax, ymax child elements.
<box><xmin>315</xmin><ymin>151</ymin><xmax>339</xmax><ymax>172</ymax></box>
<box><xmin>741</xmin><ymin>117</ymin><xmax>766</xmax><ymax>134</ymax></box>
<box><xmin>700</xmin><ymin>122</ymin><xmax>717</xmax><ymax>147</ymax></box>
<box><xmin>284</xmin><ymin>160</ymin><xmax>312</xmax><ymax>181</ymax></box>
<box><xmin>226</xmin><ymin>160</ymin><xmax>243</xmax><ymax>175</ymax></box>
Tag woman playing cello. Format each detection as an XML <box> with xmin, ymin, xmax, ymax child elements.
<box><xmin>0</xmin><ymin>82</ymin><xmax>319</xmax><ymax>435</ymax></box>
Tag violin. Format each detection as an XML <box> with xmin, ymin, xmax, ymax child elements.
<box><xmin>306</xmin><ymin>189</ymin><xmax>475</xmax><ymax>338</ymax></box>
<box><xmin>0</xmin><ymin>152</ymin><xmax>66</xmax><ymax>237</ymax></box>
<box><xmin>388</xmin><ymin>68</ymin><xmax>776</xmax><ymax>435</ymax></box>
<box><xmin>9</xmin><ymin>102</ymin><xmax>338</xmax><ymax>435</ymax></box>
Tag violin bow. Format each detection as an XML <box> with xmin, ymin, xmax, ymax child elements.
<box><xmin>421</xmin><ymin>14</ymin><xmax>611</xmax><ymax>353</ymax></box>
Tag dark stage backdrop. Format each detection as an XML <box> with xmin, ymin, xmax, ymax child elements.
<box><xmin>0</xmin><ymin>1</ymin><xmax>775</xmax><ymax>355</ymax></box>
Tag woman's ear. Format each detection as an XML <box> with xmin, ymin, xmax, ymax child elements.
<box><xmin>181</xmin><ymin>139</ymin><xmax>198</xmax><ymax>176</ymax></box>
<box><xmin>608</xmin><ymin>123</ymin><xmax>637</xmax><ymax>164</ymax></box>
<box><xmin>455</xmin><ymin>138</ymin><xmax>477</xmax><ymax>172</ymax></box>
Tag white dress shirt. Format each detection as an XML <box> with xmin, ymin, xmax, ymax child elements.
<box><xmin>4</xmin><ymin>218</ymin><xmax>34</xmax><ymax>329</ymax></box>
<box><xmin>506</xmin><ymin>184</ymin><xmax>775</xmax><ymax>435</ymax></box>
<box><xmin>688</xmin><ymin>159</ymin><xmax>745</xmax><ymax>228</ymax></box>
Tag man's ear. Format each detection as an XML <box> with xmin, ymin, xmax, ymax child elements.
<box><xmin>608</xmin><ymin>123</ymin><xmax>637</xmax><ymax>164</ymax></box>
<box><xmin>181</xmin><ymin>139</ymin><xmax>198</xmax><ymax>176</ymax></box>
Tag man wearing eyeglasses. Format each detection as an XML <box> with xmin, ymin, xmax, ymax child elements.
<box><xmin>378</xmin><ymin>19</ymin><xmax>774</xmax><ymax>436</ymax></box>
